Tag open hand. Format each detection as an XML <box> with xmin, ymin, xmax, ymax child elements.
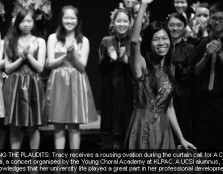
<box><xmin>108</xmin><ymin>46</ymin><xmax>117</xmax><ymax>61</ymax></box>
<box><xmin>180</xmin><ymin>138</ymin><xmax>197</xmax><ymax>150</ymax></box>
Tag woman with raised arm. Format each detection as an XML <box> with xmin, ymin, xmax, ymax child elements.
<box><xmin>46</xmin><ymin>6</ymin><xmax>97</xmax><ymax>152</ymax></box>
<box><xmin>4</xmin><ymin>9</ymin><xmax>46</xmax><ymax>151</ymax></box>
<box><xmin>125</xmin><ymin>0</ymin><xmax>195</xmax><ymax>150</ymax></box>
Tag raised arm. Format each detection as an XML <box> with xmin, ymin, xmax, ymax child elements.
<box><xmin>131</xmin><ymin>0</ymin><xmax>153</xmax><ymax>78</ymax></box>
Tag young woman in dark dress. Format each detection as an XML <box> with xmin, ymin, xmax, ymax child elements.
<box><xmin>98</xmin><ymin>8</ymin><xmax>134</xmax><ymax>149</ymax></box>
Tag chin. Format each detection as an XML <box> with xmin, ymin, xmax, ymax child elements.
<box><xmin>157</xmin><ymin>52</ymin><xmax>168</xmax><ymax>56</ymax></box>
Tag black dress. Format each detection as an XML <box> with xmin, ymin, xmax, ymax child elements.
<box><xmin>98</xmin><ymin>35</ymin><xmax>133</xmax><ymax>149</ymax></box>
<box><xmin>194</xmin><ymin>36</ymin><xmax>223</xmax><ymax>149</ymax></box>
<box><xmin>171</xmin><ymin>40</ymin><xmax>197</xmax><ymax>142</ymax></box>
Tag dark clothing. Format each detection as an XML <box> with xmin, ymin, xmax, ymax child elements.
<box><xmin>195</xmin><ymin>36</ymin><xmax>223</xmax><ymax>149</ymax></box>
<box><xmin>171</xmin><ymin>40</ymin><xmax>196</xmax><ymax>142</ymax></box>
<box><xmin>98</xmin><ymin>35</ymin><xmax>133</xmax><ymax>149</ymax></box>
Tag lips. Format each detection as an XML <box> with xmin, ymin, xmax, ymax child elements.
<box><xmin>117</xmin><ymin>27</ymin><xmax>128</xmax><ymax>33</ymax></box>
<box><xmin>157</xmin><ymin>47</ymin><xmax>168</xmax><ymax>53</ymax></box>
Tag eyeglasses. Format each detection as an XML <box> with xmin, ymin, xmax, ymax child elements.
<box><xmin>210</xmin><ymin>16</ymin><xmax>223</xmax><ymax>24</ymax></box>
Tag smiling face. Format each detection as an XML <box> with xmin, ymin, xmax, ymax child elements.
<box><xmin>168</xmin><ymin>17</ymin><xmax>185</xmax><ymax>40</ymax></box>
<box><xmin>210</xmin><ymin>11</ymin><xmax>223</xmax><ymax>33</ymax></box>
<box><xmin>174</xmin><ymin>0</ymin><xmax>188</xmax><ymax>14</ymax></box>
<box><xmin>114</xmin><ymin>12</ymin><xmax>130</xmax><ymax>35</ymax></box>
<box><xmin>151</xmin><ymin>29</ymin><xmax>170</xmax><ymax>57</ymax></box>
<box><xmin>62</xmin><ymin>8</ymin><xmax>78</xmax><ymax>32</ymax></box>
<box><xmin>19</xmin><ymin>12</ymin><xmax>34</xmax><ymax>35</ymax></box>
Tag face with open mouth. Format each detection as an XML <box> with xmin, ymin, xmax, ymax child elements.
<box><xmin>151</xmin><ymin>29</ymin><xmax>170</xmax><ymax>57</ymax></box>
<box><xmin>114</xmin><ymin>12</ymin><xmax>130</xmax><ymax>35</ymax></box>
<box><xmin>62</xmin><ymin>9</ymin><xmax>78</xmax><ymax>32</ymax></box>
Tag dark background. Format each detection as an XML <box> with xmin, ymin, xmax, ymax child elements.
<box><xmin>0</xmin><ymin>0</ymin><xmax>218</xmax><ymax>111</ymax></box>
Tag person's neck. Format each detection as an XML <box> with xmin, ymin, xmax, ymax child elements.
<box><xmin>20</xmin><ymin>33</ymin><xmax>32</xmax><ymax>39</ymax></box>
<box><xmin>171</xmin><ymin>36</ymin><xmax>183</xmax><ymax>45</ymax></box>
<box><xmin>151</xmin><ymin>55</ymin><xmax>165</xmax><ymax>68</ymax></box>
<box><xmin>115</xmin><ymin>32</ymin><xmax>127</xmax><ymax>40</ymax></box>
<box><xmin>66</xmin><ymin>30</ymin><xmax>75</xmax><ymax>38</ymax></box>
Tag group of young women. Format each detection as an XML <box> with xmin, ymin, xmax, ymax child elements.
<box><xmin>0</xmin><ymin>0</ymin><xmax>223</xmax><ymax>159</ymax></box>
<box><xmin>99</xmin><ymin>0</ymin><xmax>223</xmax><ymax>151</ymax></box>
<box><xmin>0</xmin><ymin>5</ymin><xmax>98</xmax><ymax>157</ymax></box>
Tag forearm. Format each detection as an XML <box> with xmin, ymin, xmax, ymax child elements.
<box><xmin>27</xmin><ymin>54</ymin><xmax>44</xmax><ymax>73</ymax></box>
<box><xmin>167</xmin><ymin>101</ymin><xmax>184</xmax><ymax>144</ymax></box>
<box><xmin>131</xmin><ymin>3</ymin><xmax>148</xmax><ymax>43</ymax></box>
<box><xmin>5</xmin><ymin>58</ymin><xmax>23</xmax><ymax>74</ymax></box>
<box><xmin>48</xmin><ymin>55</ymin><xmax>66</xmax><ymax>69</ymax></box>
<box><xmin>195</xmin><ymin>53</ymin><xmax>210</xmax><ymax>75</ymax></box>
<box><xmin>70</xmin><ymin>51</ymin><xmax>87</xmax><ymax>73</ymax></box>
<box><xmin>0</xmin><ymin>59</ymin><xmax>5</xmax><ymax>70</ymax></box>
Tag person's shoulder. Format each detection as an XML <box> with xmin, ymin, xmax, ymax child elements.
<box><xmin>82</xmin><ymin>36</ymin><xmax>89</xmax><ymax>42</ymax></box>
<box><xmin>36</xmin><ymin>37</ymin><xmax>46</xmax><ymax>43</ymax></box>
<box><xmin>102</xmin><ymin>35</ymin><xmax>113</xmax><ymax>41</ymax></box>
<box><xmin>48</xmin><ymin>33</ymin><xmax>57</xmax><ymax>40</ymax></box>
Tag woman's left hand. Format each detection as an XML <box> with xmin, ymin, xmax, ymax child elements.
<box><xmin>180</xmin><ymin>138</ymin><xmax>197</xmax><ymax>150</ymax></box>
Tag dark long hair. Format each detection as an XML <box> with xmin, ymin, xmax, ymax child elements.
<box><xmin>141</xmin><ymin>21</ymin><xmax>176</xmax><ymax>95</ymax></box>
<box><xmin>5</xmin><ymin>9</ymin><xmax>36</xmax><ymax>60</ymax></box>
<box><xmin>166</xmin><ymin>12</ymin><xmax>187</xmax><ymax>28</ymax></box>
<box><xmin>56</xmin><ymin>6</ymin><xmax>83</xmax><ymax>44</ymax></box>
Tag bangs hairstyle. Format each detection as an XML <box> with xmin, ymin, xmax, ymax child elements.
<box><xmin>210</xmin><ymin>1</ymin><xmax>223</xmax><ymax>14</ymax></box>
<box><xmin>112</xmin><ymin>8</ymin><xmax>131</xmax><ymax>22</ymax></box>
<box><xmin>56</xmin><ymin>5</ymin><xmax>83</xmax><ymax>44</ymax></box>
<box><xmin>195</xmin><ymin>2</ymin><xmax>210</xmax><ymax>14</ymax></box>
<box><xmin>141</xmin><ymin>21</ymin><xmax>176</xmax><ymax>94</ymax></box>
<box><xmin>5</xmin><ymin>9</ymin><xmax>36</xmax><ymax>60</ymax></box>
<box><xmin>166</xmin><ymin>12</ymin><xmax>187</xmax><ymax>28</ymax></box>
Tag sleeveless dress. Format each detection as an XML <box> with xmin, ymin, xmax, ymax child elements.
<box><xmin>126</xmin><ymin>67</ymin><xmax>175</xmax><ymax>149</ymax></box>
<box><xmin>46</xmin><ymin>39</ymin><xmax>97</xmax><ymax>124</ymax></box>
<box><xmin>4</xmin><ymin>38</ymin><xmax>46</xmax><ymax>127</ymax></box>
